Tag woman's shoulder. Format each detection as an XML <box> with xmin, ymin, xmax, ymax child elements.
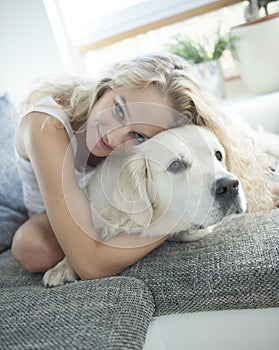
<box><xmin>15</xmin><ymin>112</ymin><xmax>68</xmax><ymax>161</ymax></box>
<box><xmin>21</xmin><ymin>96</ymin><xmax>67</xmax><ymax>123</ymax></box>
<box><xmin>18</xmin><ymin>96</ymin><xmax>76</xmax><ymax>145</ymax></box>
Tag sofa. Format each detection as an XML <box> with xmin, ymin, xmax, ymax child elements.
<box><xmin>0</xmin><ymin>92</ymin><xmax>278</xmax><ymax>350</ymax></box>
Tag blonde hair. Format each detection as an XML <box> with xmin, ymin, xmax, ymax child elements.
<box><xmin>23</xmin><ymin>52</ymin><xmax>276</xmax><ymax>211</ymax></box>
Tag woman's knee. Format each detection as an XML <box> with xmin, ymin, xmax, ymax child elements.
<box><xmin>12</xmin><ymin>220</ymin><xmax>64</xmax><ymax>273</ymax></box>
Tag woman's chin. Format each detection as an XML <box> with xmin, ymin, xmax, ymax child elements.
<box><xmin>91</xmin><ymin>143</ymin><xmax>111</xmax><ymax>158</ymax></box>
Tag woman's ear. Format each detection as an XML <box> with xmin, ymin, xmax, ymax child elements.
<box><xmin>116</xmin><ymin>153</ymin><xmax>154</xmax><ymax>227</ymax></box>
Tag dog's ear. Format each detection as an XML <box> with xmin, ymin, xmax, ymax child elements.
<box><xmin>116</xmin><ymin>153</ymin><xmax>154</xmax><ymax>227</ymax></box>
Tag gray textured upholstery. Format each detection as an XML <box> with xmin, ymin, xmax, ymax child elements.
<box><xmin>1</xmin><ymin>209</ymin><xmax>279</xmax><ymax>349</ymax></box>
<box><xmin>122</xmin><ymin>210</ymin><xmax>279</xmax><ymax>316</ymax></box>
<box><xmin>0</xmin><ymin>267</ymin><xmax>154</xmax><ymax>350</ymax></box>
<box><xmin>0</xmin><ymin>95</ymin><xmax>278</xmax><ymax>349</ymax></box>
<box><xmin>0</xmin><ymin>94</ymin><xmax>28</xmax><ymax>253</ymax></box>
<box><xmin>1</xmin><ymin>210</ymin><xmax>278</xmax><ymax>297</ymax></box>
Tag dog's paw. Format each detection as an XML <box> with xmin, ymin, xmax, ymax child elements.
<box><xmin>43</xmin><ymin>257</ymin><xmax>78</xmax><ymax>287</ymax></box>
<box><xmin>170</xmin><ymin>225</ymin><xmax>215</xmax><ymax>242</ymax></box>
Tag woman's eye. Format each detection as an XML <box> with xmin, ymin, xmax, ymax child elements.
<box><xmin>215</xmin><ymin>150</ymin><xmax>223</xmax><ymax>161</ymax></box>
<box><xmin>114</xmin><ymin>102</ymin><xmax>125</xmax><ymax>119</ymax></box>
<box><xmin>133</xmin><ymin>132</ymin><xmax>147</xmax><ymax>143</ymax></box>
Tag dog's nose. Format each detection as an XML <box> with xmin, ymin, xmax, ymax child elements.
<box><xmin>214</xmin><ymin>175</ymin><xmax>239</xmax><ymax>197</ymax></box>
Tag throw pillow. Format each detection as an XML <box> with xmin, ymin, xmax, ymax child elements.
<box><xmin>0</xmin><ymin>94</ymin><xmax>28</xmax><ymax>252</ymax></box>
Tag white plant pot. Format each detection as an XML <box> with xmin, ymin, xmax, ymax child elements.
<box><xmin>195</xmin><ymin>60</ymin><xmax>225</xmax><ymax>99</ymax></box>
<box><xmin>232</xmin><ymin>13</ymin><xmax>279</xmax><ymax>95</ymax></box>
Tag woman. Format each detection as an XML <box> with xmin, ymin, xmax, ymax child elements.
<box><xmin>11</xmin><ymin>52</ymin><xmax>276</xmax><ymax>280</ymax></box>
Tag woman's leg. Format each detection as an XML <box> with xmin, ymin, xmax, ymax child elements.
<box><xmin>11</xmin><ymin>212</ymin><xmax>64</xmax><ymax>272</ymax></box>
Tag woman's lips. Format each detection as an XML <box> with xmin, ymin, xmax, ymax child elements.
<box><xmin>98</xmin><ymin>129</ymin><xmax>114</xmax><ymax>151</ymax></box>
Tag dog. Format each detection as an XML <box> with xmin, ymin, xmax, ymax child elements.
<box><xmin>43</xmin><ymin>125</ymin><xmax>247</xmax><ymax>287</ymax></box>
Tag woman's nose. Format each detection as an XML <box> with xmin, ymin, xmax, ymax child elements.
<box><xmin>106</xmin><ymin>126</ymin><xmax>131</xmax><ymax>149</ymax></box>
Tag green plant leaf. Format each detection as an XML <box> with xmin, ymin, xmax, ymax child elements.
<box><xmin>166</xmin><ymin>28</ymin><xmax>239</xmax><ymax>63</ymax></box>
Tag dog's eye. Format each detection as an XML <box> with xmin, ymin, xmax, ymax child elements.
<box><xmin>167</xmin><ymin>159</ymin><xmax>187</xmax><ymax>173</ymax></box>
<box><xmin>215</xmin><ymin>151</ymin><xmax>223</xmax><ymax>161</ymax></box>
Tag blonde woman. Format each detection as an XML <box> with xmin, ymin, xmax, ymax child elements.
<box><xmin>11</xmin><ymin>53</ymin><xmax>276</xmax><ymax>280</ymax></box>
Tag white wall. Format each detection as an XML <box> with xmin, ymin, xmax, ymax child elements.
<box><xmin>0</xmin><ymin>0</ymin><xmax>65</xmax><ymax>104</ymax></box>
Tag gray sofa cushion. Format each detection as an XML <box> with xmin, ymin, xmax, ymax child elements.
<box><xmin>122</xmin><ymin>209</ymin><xmax>279</xmax><ymax>316</ymax></box>
<box><xmin>0</xmin><ymin>266</ymin><xmax>154</xmax><ymax>350</ymax></box>
<box><xmin>0</xmin><ymin>209</ymin><xmax>278</xmax><ymax>349</ymax></box>
<box><xmin>0</xmin><ymin>94</ymin><xmax>28</xmax><ymax>252</ymax></box>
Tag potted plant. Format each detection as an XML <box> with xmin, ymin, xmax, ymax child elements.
<box><xmin>167</xmin><ymin>29</ymin><xmax>238</xmax><ymax>98</ymax></box>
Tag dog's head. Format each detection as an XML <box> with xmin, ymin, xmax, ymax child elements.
<box><xmin>93</xmin><ymin>125</ymin><xmax>247</xmax><ymax>236</ymax></box>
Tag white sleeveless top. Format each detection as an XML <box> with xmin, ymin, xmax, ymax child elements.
<box><xmin>15</xmin><ymin>96</ymin><xmax>95</xmax><ymax>214</ymax></box>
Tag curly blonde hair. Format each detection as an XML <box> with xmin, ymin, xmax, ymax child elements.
<box><xmin>23</xmin><ymin>52</ymin><xmax>276</xmax><ymax>212</ymax></box>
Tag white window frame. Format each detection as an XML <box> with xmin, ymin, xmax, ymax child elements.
<box><xmin>44</xmin><ymin>0</ymin><xmax>242</xmax><ymax>56</ymax></box>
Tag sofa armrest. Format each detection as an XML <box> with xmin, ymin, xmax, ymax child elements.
<box><xmin>221</xmin><ymin>91</ymin><xmax>279</xmax><ymax>134</ymax></box>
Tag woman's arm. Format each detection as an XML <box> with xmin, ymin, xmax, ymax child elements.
<box><xmin>20</xmin><ymin>113</ymin><xmax>168</xmax><ymax>279</ymax></box>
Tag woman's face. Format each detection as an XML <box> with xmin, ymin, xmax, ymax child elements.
<box><xmin>86</xmin><ymin>86</ymin><xmax>173</xmax><ymax>157</ymax></box>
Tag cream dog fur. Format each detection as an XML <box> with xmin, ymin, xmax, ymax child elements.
<box><xmin>43</xmin><ymin>125</ymin><xmax>247</xmax><ymax>287</ymax></box>
<box><xmin>88</xmin><ymin>125</ymin><xmax>246</xmax><ymax>240</ymax></box>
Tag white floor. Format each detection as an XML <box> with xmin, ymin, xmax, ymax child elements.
<box><xmin>144</xmin><ymin>308</ymin><xmax>279</xmax><ymax>350</ymax></box>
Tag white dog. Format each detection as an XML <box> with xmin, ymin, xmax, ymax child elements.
<box><xmin>43</xmin><ymin>125</ymin><xmax>247</xmax><ymax>287</ymax></box>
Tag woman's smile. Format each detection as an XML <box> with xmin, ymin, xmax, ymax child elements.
<box><xmin>97</xmin><ymin>128</ymin><xmax>114</xmax><ymax>151</ymax></box>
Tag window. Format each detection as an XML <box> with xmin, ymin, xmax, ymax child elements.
<box><xmin>46</xmin><ymin>1</ymin><xmax>242</xmax><ymax>52</ymax></box>
<box><xmin>83</xmin><ymin>2</ymin><xmax>247</xmax><ymax>80</ymax></box>
<box><xmin>44</xmin><ymin>0</ymin><xmax>279</xmax><ymax>81</ymax></box>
